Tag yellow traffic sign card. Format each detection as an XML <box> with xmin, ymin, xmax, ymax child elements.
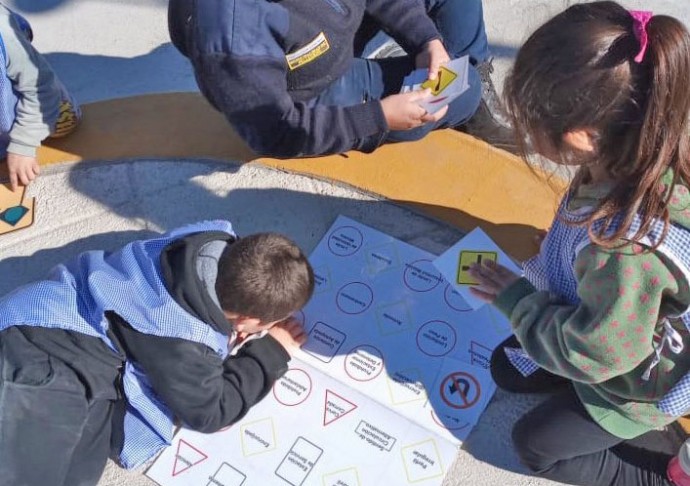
<box><xmin>456</xmin><ymin>251</ymin><xmax>497</xmax><ymax>285</ymax></box>
<box><xmin>421</xmin><ymin>66</ymin><xmax>458</xmax><ymax>96</ymax></box>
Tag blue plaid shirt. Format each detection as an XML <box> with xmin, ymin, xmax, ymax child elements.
<box><xmin>0</xmin><ymin>220</ymin><xmax>234</xmax><ymax>468</ymax></box>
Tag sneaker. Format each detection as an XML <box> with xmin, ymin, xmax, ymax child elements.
<box><xmin>368</xmin><ymin>39</ymin><xmax>406</xmax><ymax>59</ymax></box>
<box><xmin>668</xmin><ymin>456</ymin><xmax>690</xmax><ymax>486</ymax></box>
<box><xmin>462</xmin><ymin>58</ymin><xmax>520</xmax><ymax>155</ymax></box>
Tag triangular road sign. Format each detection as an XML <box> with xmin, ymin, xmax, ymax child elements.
<box><xmin>172</xmin><ymin>439</ymin><xmax>208</xmax><ymax>476</ymax></box>
<box><xmin>323</xmin><ymin>389</ymin><xmax>358</xmax><ymax>426</ymax></box>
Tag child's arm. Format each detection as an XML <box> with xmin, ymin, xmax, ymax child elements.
<box><xmin>475</xmin><ymin>245</ymin><xmax>686</xmax><ymax>384</ymax></box>
<box><xmin>112</xmin><ymin>321</ymin><xmax>294</xmax><ymax>433</ymax></box>
<box><xmin>1</xmin><ymin>9</ymin><xmax>61</xmax><ymax>189</ymax></box>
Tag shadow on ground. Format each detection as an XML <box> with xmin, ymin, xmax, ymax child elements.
<box><xmin>43</xmin><ymin>44</ymin><xmax>198</xmax><ymax>104</ymax></box>
<box><xmin>9</xmin><ymin>0</ymin><xmax>168</xmax><ymax>14</ymax></box>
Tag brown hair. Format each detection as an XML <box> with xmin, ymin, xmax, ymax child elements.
<box><xmin>216</xmin><ymin>233</ymin><xmax>314</xmax><ymax>322</ymax></box>
<box><xmin>505</xmin><ymin>1</ymin><xmax>690</xmax><ymax>247</ymax></box>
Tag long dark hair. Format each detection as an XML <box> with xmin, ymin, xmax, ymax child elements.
<box><xmin>505</xmin><ymin>1</ymin><xmax>690</xmax><ymax>247</ymax></box>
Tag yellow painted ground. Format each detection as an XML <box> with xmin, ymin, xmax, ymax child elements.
<box><xmin>35</xmin><ymin>92</ymin><xmax>564</xmax><ymax>261</ymax></box>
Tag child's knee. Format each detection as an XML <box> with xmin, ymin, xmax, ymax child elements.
<box><xmin>489</xmin><ymin>344</ymin><xmax>523</xmax><ymax>392</ymax></box>
<box><xmin>511</xmin><ymin>416</ymin><xmax>554</xmax><ymax>473</ymax></box>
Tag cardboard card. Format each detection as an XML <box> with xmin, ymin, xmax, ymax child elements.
<box><xmin>433</xmin><ymin>227</ymin><xmax>522</xmax><ymax>309</ymax></box>
<box><xmin>400</xmin><ymin>56</ymin><xmax>471</xmax><ymax>114</ymax></box>
<box><xmin>0</xmin><ymin>183</ymin><xmax>35</xmax><ymax>235</ymax></box>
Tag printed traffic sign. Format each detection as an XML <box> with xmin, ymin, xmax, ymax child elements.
<box><xmin>0</xmin><ymin>182</ymin><xmax>35</xmax><ymax>236</ymax></box>
<box><xmin>172</xmin><ymin>439</ymin><xmax>207</xmax><ymax>476</ymax></box>
<box><xmin>323</xmin><ymin>389</ymin><xmax>358</xmax><ymax>426</ymax></box>
<box><xmin>440</xmin><ymin>372</ymin><xmax>481</xmax><ymax>409</ymax></box>
<box><xmin>456</xmin><ymin>251</ymin><xmax>497</xmax><ymax>285</ymax></box>
<box><xmin>421</xmin><ymin>66</ymin><xmax>458</xmax><ymax>96</ymax></box>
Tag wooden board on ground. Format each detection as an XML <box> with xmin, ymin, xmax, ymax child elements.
<box><xmin>0</xmin><ymin>183</ymin><xmax>35</xmax><ymax>235</ymax></box>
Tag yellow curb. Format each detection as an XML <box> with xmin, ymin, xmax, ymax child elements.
<box><xmin>38</xmin><ymin>93</ymin><xmax>255</xmax><ymax>165</ymax></box>
<box><xmin>260</xmin><ymin>131</ymin><xmax>564</xmax><ymax>260</ymax></box>
<box><xmin>30</xmin><ymin>92</ymin><xmax>563</xmax><ymax>260</ymax></box>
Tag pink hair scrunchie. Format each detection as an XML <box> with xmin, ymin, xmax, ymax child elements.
<box><xmin>630</xmin><ymin>10</ymin><xmax>653</xmax><ymax>63</ymax></box>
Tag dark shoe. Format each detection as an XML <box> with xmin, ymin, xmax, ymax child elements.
<box><xmin>462</xmin><ymin>58</ymin><xmax>520</xmax><ymax>155</ymax></box>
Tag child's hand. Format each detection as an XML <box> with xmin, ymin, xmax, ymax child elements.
<box><xmin>268</xmin><ymin>317</ymin><xmax>307</xmax><ymax>355</ymax></box>
<box><xmin>415</xmin><ymin>39</ymin><xmax>451</xmax><ymax>81</ymax></box>
<box><xmin>381</xmin><ymin>89</ymin><xmax>447</xmax><ymax>131</ymax></box>
<box><xmin>468</xmin><ymin>260</ymin><xmax>520</xmax><ymax>303</ymax></box>
<box><xmin>6</xmin><ymin>152</ymin><xmax>40</xmax><ymax>192</ymax></box>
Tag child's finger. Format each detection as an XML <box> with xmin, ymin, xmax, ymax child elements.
<box><xmin>421</xmin><ymin>105</ymin><xmax>448</xmax><ymax>123</ymax></box>
<box><xmin>8</xmin><ymin>171</ymin><xmax>18</xmax><ymax>192</ymax></box>
<box><xmin>469</xmin><ymin>262</ymin><xmax>501</xmax><ymax>286</ymax></box>
<box><xmin>294</xmin><ymin>330</ymin><xmax>308</xmax><ymax>345</ymax></box>
<box><xmin>469</xmin><ymin>286</ymin><xmax>496</xmax><ymax>303</ymax></box>
<box><xmin>482</xmin><ymin>260</ymin><xmax>517</xmax><ymax>281</ymax></box>
<box><xmin>492</xmin><ymin>262</ymin><xmax>515</xmax><ymax>278</ymax></box>
<box><xmin>286</xmin><ymin>320</ymin><xmax>304</xmax><ymax>336</ymax></box>
<box><xmin>410</xmin><ymin>88</ymin><xmax>432</xmax><ymax>102</ymax></box>
<box><xmin>17</xmin><ymin>168</ymin><xmax>27</xmax><ymax>186</ymax></box>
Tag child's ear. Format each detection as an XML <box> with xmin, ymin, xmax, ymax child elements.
<box><xmin>234</xmin><ymin>316</ymin><xmax>261</xmax><ymax>330</ymax></box>
<box><xmin>562</xmin><ymin>128</ymin><xmax>597</xmax><ymax>153</ymax></box>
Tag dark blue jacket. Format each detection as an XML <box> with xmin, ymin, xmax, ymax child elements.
<box><xmin>170</xmin><ymin>0</ymin><xmax>439</xmax><ymax>157</ymax></box>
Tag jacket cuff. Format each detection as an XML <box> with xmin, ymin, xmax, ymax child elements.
<box><xmin>493</xmin><ymin>277</ymin><xmax>537</xmax><ymax>319</ymax></box>
<box><xmin>349</xmin><ymin>100</ymin><xmax>388</xmax><ymax>139</ymax></box>
<box><xmin>403</xmin><ymin>23</ymin><xmax>440</xmax><ymax>55</ymax></box>
<box><xmin>241</xmin><ymin>334</ymin><xmax>291</xmax><ymax>378</ymax></box>
<box><xmin>7</xmin><ymin>141</ymin><xmax>38</xmax><ymax>157</ymax></box>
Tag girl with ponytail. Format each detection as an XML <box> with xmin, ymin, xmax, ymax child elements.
<box><xmin>467</xmin><ymin>2</ymin><xmax>690</xmax><ymax>485</ymax></box>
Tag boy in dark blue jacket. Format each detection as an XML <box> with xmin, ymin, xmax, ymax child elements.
<box><xmin>0</xmin><ymin>221</ymin><xmax>313</xmax><ymax>486</ymax></box>
<box><xmin>169</xmin><ymin>0</ymin><xmax>513</xmax><ymax>158</ymax></box>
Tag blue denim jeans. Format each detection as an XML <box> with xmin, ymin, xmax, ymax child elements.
<box><xmin>311</xmin><ymin>0</ymin><xmax>489</xmax><ymax>144</ymax></box>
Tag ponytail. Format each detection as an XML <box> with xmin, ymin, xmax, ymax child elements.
<box><xmin>589</xmin><ymin>14</ymin><xmax>690</xmax><ymax>248</ymax></box>
<box><xmin>504</xmin><ymin>2</ymin><xmax>690</xmax><ymax>249</ymax></box>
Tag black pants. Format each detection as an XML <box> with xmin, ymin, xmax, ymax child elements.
<box><xmin>492</xmin><ymin>336</ymin><xmax>674</xmax><ymax>486</ymax></box>
<box><xmin>0</xmin><ymin>327</ymin><xmax>120</xmax><ymax>486</ymax></box>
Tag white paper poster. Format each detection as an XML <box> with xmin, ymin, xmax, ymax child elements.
<box><xmin>148</xmin><ymin>216</ymin><xmax>514</xmax><ymax>486</ymax></box>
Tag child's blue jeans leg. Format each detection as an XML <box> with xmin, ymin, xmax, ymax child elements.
<box><xmin>312</xmin><ymin>0</ymin><xmax>487</xmax><ymax>147</ymax></box>
<box><xmin>360</xmin><ymin>0</ymin><xmax>489</xmax><ymax>64</ymax></box>
<box><xmin>425</xmin><ymin>0</ymin><xmax>489</xmax><ymax>63</ymax></box>
<box><xmin>0</xmin><ymin>328</ymin><xmax>113</xmax><ymax>486</ymax></box>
